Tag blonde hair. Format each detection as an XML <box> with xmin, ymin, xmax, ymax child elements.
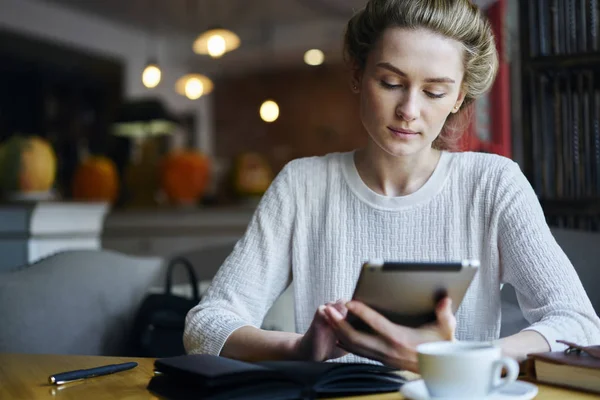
<box><xmin>344</xmin><ymin>0</ymin><xmax>499</xmax><ymax>150</ymax></box>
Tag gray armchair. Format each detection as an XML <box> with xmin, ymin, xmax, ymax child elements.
<box><xmin>0</xmin><ymin>249</ymin><xmax>164</xmax><ymax>356</ymax></box>
<box><xmin>501</xmin><ymin>227</ymin><xmax>600</xmax><ymax>337</ymax></box>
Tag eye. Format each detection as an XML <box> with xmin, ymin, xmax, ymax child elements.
<box><xmin>380</xmin><ymin>81</ymin><xmax>402</xmax><ymax>89</ymax></box>
<box><xmin>425</xmin><ymin>91</ymin><xmax>446</xmax><ymax>99</ymax></box>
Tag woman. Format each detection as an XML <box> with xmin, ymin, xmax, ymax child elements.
<box><xmin>184</xmin><ymin>0</ymin><xmax>600</xmax><ymax>372</ymax></box>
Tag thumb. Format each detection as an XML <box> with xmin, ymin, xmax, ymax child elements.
<box><xmin>332</xmin><ymin>299</ymin><xmax>349</xmax><ymax>318</ymax></box>
<box><xmin>435</xmin><ymin>297</ymin><xmax>456</xmax><ymax>341</ymax></box>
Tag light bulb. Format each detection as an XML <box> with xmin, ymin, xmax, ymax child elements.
<box><xmin>142</xmin><ymin>64</ymin><xmax>161</xmax><ymax>88</ymax></box>
<box><xmin>304</xmin><ymin>49</ymin><xmax>324</xmax><ymax>66</ymax></box>
<box><xmin>207</xmin><ymin>34</ymin><xmax>226</xmax><ymax>58</ymax></box>
<box><xmin>185</xmin><ymin>78</ymin><xmax>204</xmax><ymax>100</ymax></box>
<box><xmin>260</xmin><ymin>100</ymin><xmax>279</xmax><ymax>123</ymax></box>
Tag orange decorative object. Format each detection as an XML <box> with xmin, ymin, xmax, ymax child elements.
<box><xmin>0</xmin><ymin>135</ymin><xmax>57</xmax><ymax>194</ymax></box>
<box><xmin>233</xmin><ymin>153</ymin><xmax>273</xmax><ymax>197</ymax></box>
<box><xmin>72</xmin><ymin>156</ymin><xmax>119</xmax><ymax>202</ymax></box>
<box><xmin>160</xmin><ymin>150</ymin><xmax>211</xmax><ymax>205</ymax></box>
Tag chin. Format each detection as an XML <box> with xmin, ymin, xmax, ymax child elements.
<box><xmin>376</xmin><ymin>139</ymin><xmax>431</xmax><ymax>158</ymax></box>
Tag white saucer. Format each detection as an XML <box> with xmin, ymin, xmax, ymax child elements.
<box><xmin>401</xmin><ymin>379</ymin><xmax>538</xmax><ymax>400</ymax></box>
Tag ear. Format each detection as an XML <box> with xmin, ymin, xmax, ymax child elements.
<box><xmin>452</xmin><ymin>90</ymin><xmax>467</xmax><ymax>113</ymax></box>
<box><xmin>349</xmin><ymin>62</ymin><xmax>362</xmax><ymax>94</ymax></box>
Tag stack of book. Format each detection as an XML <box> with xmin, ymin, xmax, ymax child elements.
<box><xmin>525</xmin><ymin>342</ymin><xmax>600</xmax><ymax>395</ymax></box>
<box><xmin>529</xmin><ymin>71</ymin><xmax>600</xmax><ymax>201</ymax></box>
<box><xmin>521</xmin><ymin>0</ymin><xmax>600</xmax><ymax>231</ymax></box>
<box><xmin>527</xmin><ymin>0</ymin><xmax>599</xmax><ymax>57</ymax></box>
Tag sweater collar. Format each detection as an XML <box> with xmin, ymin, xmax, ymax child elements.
<box><xmin>340</xmin><ymin>150</ymin><xmax>454</xmax><ymax>210</ymax></box>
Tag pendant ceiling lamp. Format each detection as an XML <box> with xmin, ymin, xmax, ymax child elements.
<box><xmin>175</xmin><ymin>73</ymin><xmax>214</xmax><ymax>100</ymax></box>
<box><xmin>192</xmin><ymin>0</ymin><xmax>240</xmax><ymax>58</ymax></box>
<box><xmin>176</xmin><ymin>0</ymin><xmax>214</xmax><ymax>100</ymax></box>
<box><xmin>142</xmin><ymin>62</ymin><xmax>161</xmax><ymax>89</ymax></box>
<box><xmin>258</xmin><ymin>22</ymin><xmax>279</xmax><ymax>123</ymax></box>
<box><xmin>193</xmin><ymin>27</ymin><xmax>240</xmax><ymax>58</ymax></box>
<box><xmin>142</xmin><ymin>0</ymin><xmax>162</xmax><ymax>88</ymax></box>
<box><xmin>260</xmin><ymin>100</ymin><xmax>279</xmax><ymax>123</ymax></box>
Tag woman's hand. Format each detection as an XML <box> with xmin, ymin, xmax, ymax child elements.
<box><xmin>323</xmin><ymin>297</ymin><xmax>456</xmax><ymax>372</ymax></box>
<box><xmin>293</xmin><ymin>300</ymin><xmax>349</xmax><ymax>361</ymax></box>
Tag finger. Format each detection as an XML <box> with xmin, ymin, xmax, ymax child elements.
<box><xmin>345</xmin><ymin>301</ymin><xmax>406</xmax><ymax>343</ymax></box>
<box><xmin>331</xmin><ymin>300</ymin><xmax>349</xmax><ymax>318</ymax></box>
<box><xmin>435</xmin><ymin>297</ymin><xmax>456</xmax><ymax>341</ymax></box>
<box><xmin>328</xmin><ymin>306</ymin><xmax>420</xmax><ymax>370</ymax></box>
<box><xmin>317</xmin><ymin>305</ymin><xmax>337</xmax><ymax>328</ymax></box>
<box><xmin>317</xmin><ymin>305</ymin><xmax>326</xmax><ymax>317</ymax></box>
<box><xmin>325</xmin><ymin>306</ymin><xmax>391</xmax><ymax>362</ymax></box>
<box><xmin>325</xmin><ymin>305</ymin><xmax>367</xmax><ymax>345</ymax></box>
<box><xmin>316</xmin><ymin>305</ymin><xmax>334</xmax><ymax>324</ymax></box>
<box><xmin>319</xmin><ymin>302</ymin><xmax>342</xmax><ymax>317</ymax></box>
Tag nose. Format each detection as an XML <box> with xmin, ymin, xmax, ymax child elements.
<box><xmin>395</xmin><ymin>91</ymin><xmax>419</xmax><ymax>122</ymax></box>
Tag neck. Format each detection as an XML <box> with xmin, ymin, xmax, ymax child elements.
<box><xmin>354</xmin><ymin>142</ymin><xmax>441</xmax><ymax>197</ymax></box>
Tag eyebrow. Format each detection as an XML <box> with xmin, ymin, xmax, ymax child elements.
<box><xmin>376</xmin><ymin>62</ymin><xmax>455</xmax><ymax>84</ymax></box>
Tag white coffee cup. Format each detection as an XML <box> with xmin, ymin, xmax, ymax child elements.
<box><xmin>416</xmin><ymin>341</ymin><xmax>519</xmax><ymax>399</ymax></box>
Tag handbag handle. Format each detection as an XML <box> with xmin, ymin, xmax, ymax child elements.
<box><xmin>165</xmin><ymin>256</ymin><xmax>201</xmax><ymax>303</ymax></box>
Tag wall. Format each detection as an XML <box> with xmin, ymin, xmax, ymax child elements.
<box><xmin>213</xmin><ymin>64</ymin><xmax>367</xmax><ymax>173</ymax></box>
<box><xmin>0</xmin><ymin>0</ymin><xmax>214</xmax><ymax>153</ymax></box>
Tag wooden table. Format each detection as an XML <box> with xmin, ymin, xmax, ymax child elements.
<box><xmin>1</xmin><ymin>353</ymin><xmax>597</xmax><ymax>400</ymax></box>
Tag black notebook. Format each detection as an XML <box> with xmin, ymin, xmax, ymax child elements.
<box><xmin>146</xmin><ymin>354</ymin><xmax>405</xmax><ymax>400</ymax></box>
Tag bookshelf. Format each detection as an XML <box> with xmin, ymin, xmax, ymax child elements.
<box><xmin>519</xmin><ymin>0</ymin><xmax>600</xmax><ymax>232</ymax></box>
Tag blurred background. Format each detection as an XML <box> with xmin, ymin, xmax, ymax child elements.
<box><xmin>0</xmin><ymin>0</ymin><xmax>507</xmax><ymax>208</ymax></box>
<box><xmin>0</xmin><ymin>0</ymin><xmax>598</xmax><ymax>269</ymax></box>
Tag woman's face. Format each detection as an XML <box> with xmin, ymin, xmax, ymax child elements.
<box><xmin>354</xmin><ymin>27</ymin><xmax>466</xmax><ymax>158</ymax></box>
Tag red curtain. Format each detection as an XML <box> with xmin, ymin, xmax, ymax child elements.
<box><xmin>459</xmin><ymin>0</ymin><xmax>512</xmax><ymax>158</ymax></box>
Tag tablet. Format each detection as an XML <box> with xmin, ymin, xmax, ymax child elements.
<box><xmin>347</xmin><ymin>259</ymin><xmax>479</xmax><ymax>332</ymax></box>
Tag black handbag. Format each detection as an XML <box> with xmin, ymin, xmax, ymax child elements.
<box><xmin>129</xmin><ymin>256</ymin><xmax>201</xmax><ymax>358</ymax></box>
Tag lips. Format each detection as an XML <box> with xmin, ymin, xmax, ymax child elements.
<box><xmin>388</xmin><ymin>127</ymin><xmax>420</xmax><ymax>136</ymax></box>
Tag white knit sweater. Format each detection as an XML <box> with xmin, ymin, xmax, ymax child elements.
<box><xmin>184</xmin><ymin>150</ymin><xmax>600</xmax><ymax>363</ymax></box>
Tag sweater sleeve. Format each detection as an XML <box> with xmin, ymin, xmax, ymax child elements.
<box><xmin>183</xmin><ymin>162</ymin><xmax>296</xmax><ymax>355</ymax></box>
<box><xmin>496</xmin><ymin>161</ymin><xmax>600</xmax><ymax>351</ymax></box>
